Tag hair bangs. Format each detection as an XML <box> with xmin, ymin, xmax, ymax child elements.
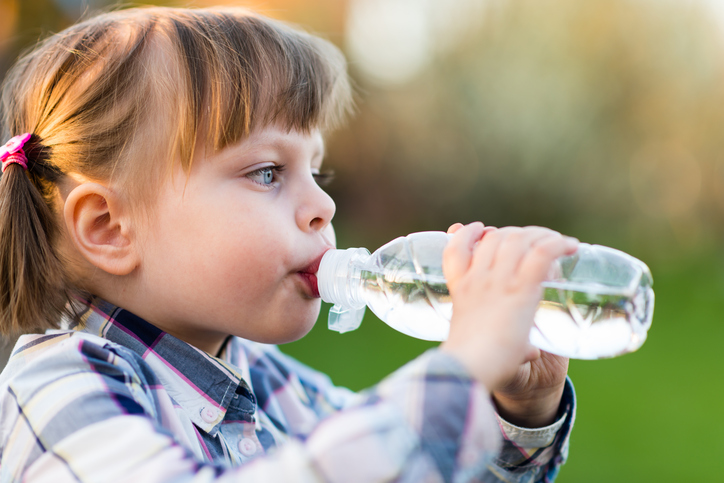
<box><xmin>166</xmin><ymin>9</ymin><xmax>353</xmax><ymax>168</ymax></box>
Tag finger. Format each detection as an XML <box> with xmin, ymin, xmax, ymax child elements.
<box><xmin>522</xmin><ymin>344</ymin><xmax>541</xmax><ymax>363</ymax></box>
<box><xmin>540</xmin><ymin>351</ymin><xmax>570</xmax><ymax>375</ymax></box>
<box><xmin>446</xmin><ymin>223</ymin><xmax>465</xmax><ymax>235</ymax></box>
<box><xmin>468</xmin><ymin>226</ymin><xmax>518</xmax><ymax>273</ymax></box>
<box><xmin>442</xmin><ymin>222</ymin><xmax>486</xmax><ymax>284</ymax></box>
<box><xmin>491</xmin><ymin>226</ymin><xmax>562</xmax><ymax>277</ymax></box>
<box><xmin>518</xmin><ymin>235</ymin><xmax>579</xmax><ymax>285</ymax></box>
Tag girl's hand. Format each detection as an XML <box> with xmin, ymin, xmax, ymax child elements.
<box><xmin>439</xmin><ymin>222</ymin><xmax>578</xmax><ymax>392</ymax></box>
<box><xmin>492</xmin><ymin>349</ymin><xmax>569</xmax><ymax>428</ymax></box>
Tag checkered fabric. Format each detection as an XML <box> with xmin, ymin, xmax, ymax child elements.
<box><xmin>0</xmin><ymin>297</ymin><xmax>573</xmax><ymax>482</ymax></box>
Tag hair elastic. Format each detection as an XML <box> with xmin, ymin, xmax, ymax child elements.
<box><xmin>1</xmin><ymin>133</ymin><xmax>32</xmax><ymax>173</ymax></box>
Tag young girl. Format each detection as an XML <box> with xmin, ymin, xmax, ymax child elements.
<box><xmin>0</xmin><ymin>6</ymin><xmax>577</xmax><ymax>482</ymax></box>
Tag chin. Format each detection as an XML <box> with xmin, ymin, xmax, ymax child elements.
<box><xmin>282</xmin><ymin>317</ymin><xmax>318</xmax><ymax>343</ymax></box>
<box><xmin>290</xmin><ymin>301</ymin><xmax>321</xmax><ymax>338</ymax></box>
<box><xmin>260</xmin><ymin>312</ymin><xmax>319</xmax><ymax>345</ymax></box>
<box><xmin>241</xmin><ymin>299</ymin><xmax>321</xmax><ymax>344</ymax></box>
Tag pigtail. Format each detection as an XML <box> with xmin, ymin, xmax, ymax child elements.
<box><xmin>0</xmin><ymin>138</ymin><xmax>69</xmax><ymax>336</ymax></box>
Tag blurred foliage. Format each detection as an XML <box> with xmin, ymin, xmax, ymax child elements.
<box><xmin>2</xmin><ymin>0</ymin><xmax>724</xmax><ymax>481</ymax></box>
<box><xmin>326</xmin><ymin>0</ymin><xmax>724</xmax><ymax>263</ymax></box>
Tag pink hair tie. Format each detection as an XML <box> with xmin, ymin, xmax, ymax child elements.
<box><xmin>1</xmin><ymin>133</ymin><xmax>32</xmax><ymax>173</ymax></box>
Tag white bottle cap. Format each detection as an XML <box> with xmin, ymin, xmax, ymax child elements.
<box><xmin>317</xmin><ymin>247</ymin><xmax>369</xmax><ymax>309</ymax></box>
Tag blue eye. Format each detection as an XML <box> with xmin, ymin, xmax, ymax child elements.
<box><xmin>248</xmin><ymin>166</ymin><xmax>284</xmax><ymax>186</ymax></box>
<box><xmin>260</xmin><ymin>168</ymin><xmax>273</xmax><ymax>184</ymax></box>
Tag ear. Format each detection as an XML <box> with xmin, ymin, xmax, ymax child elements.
<box><xmin>63</xmin><ymin>183</ymin><xmax>140</xmax><ymax>276</ymax></box>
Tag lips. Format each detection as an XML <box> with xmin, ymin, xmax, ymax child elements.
<box><xmin>297</xmin><ymin>247</ymin><xmax>332</xmax><ymax>298</ymax></box>
<box><xmin>297</xmin><ymin>272</ymin><xmax>320</xmax><ymax>298</ymax></box>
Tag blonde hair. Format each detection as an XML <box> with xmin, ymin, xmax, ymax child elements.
<box><xmin>0</xmin><ymin>6</ymin><xmax>353</xmax><ymax>336</ymax></box>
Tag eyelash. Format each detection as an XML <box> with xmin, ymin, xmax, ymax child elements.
<box><xmin>247</xmin><ymin>165</ymin><xmax>286</xmax><ymax>186</ymax></box>
<box><xmin>246</xmin><ymin>166</ymin><xmax>334</xmax><ymax>188</ymax></box>
<box><xmin>313</xmin><ymin>170</ymin><xmax>335</xmax><ymax>187</ymax></box>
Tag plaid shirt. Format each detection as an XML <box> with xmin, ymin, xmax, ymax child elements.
<box><xmin>0</xmin><ymin>297</ymin><xmax>574</xmax><ymax>482</ymax></box>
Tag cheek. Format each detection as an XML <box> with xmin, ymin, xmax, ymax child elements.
<box><xmin>208</xmin><ymin>235</ymin><xmax>290</xmax><ymax>295</ymax></box>
<box><xmin>143</xmin><ymin>183</ymin><xmax>295</xmax><ymax>300</ymax></box>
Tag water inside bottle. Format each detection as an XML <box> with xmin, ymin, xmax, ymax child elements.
<box><xmin>532</xmin><ymin>280</ymin><xmax>653</xmax><ymax>359</ymax></box>
<box><xmin>358</xmin><ymin>269</ymin><xmax>653</xmax><ymax>358</ymax></box>
<box><xmin>360</xmin><ymin>270</ymin><xmax>452</xmax><ymax>341</ymax></box>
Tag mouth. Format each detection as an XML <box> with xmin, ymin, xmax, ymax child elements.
<box><xmin>296</xmin><ymin>247</ymin><xmax>333</xmax><ymax>298</ymax></box>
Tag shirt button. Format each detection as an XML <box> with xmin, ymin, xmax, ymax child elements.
<box><xmin>200</xmin><ymin>407</ymin><xmax>218</xmax><ymax>423</ymax></box>
<box><xmin>238</xmin><ymin>438</ymin><xmax>257</xmax><ymax>456</ymax></box>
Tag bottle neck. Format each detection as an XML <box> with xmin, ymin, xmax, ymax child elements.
<box><xmin>317</xmin><ymin>247</ymin><xmax>370</xmax><ymax>309</ymax></box>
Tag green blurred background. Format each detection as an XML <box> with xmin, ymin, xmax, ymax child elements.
<box><xmin>2</xmin><ymin>0</ymin><xmax>724</xmax><ymax>480</ymax></box>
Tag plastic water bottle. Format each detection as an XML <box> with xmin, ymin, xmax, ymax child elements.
<box><xmin>317</xmin><ymin>231</ymin><xmax>654</xmax><ymax>360</ymax></box>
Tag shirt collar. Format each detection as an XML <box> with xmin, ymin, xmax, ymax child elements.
<box><xmin>75</xmin><ymin>297</ymin><xmax>255</xmax><ymax>436</ymax></box>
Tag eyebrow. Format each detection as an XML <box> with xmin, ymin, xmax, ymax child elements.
<box><xmin>257</xmin><ymin>134</ymin><xmax>325</xmax><ymax>162</ymax></box>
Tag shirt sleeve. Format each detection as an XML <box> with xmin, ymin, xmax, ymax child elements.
<box><xmin>265</xmin><ymin>346</ymin><xmax>575</xmax><ymax>483</ymax></box>
<box><xmin>0</xmin><ymin>335</ymin><xmax>571</xmax><ymax>483</ymax></box>
<box><xmin>482</xmin><ymin>377</ymin><xmax>576</xmax><ymax>483</ymax></box>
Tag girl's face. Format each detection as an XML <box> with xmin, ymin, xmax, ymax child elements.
<box><xmin>133</xmin><ymin>125</ymin><xmax>336</xmax><ymax>354</ymax></box>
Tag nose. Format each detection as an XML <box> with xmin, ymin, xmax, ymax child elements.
<box><xmin>297</xmin><ymin>181</ymin><xmax>336</xmax><ymax>233</ymax></box>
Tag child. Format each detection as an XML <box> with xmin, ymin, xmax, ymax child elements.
<box><xmin>0</xmin><ymin>6</ymin><xmax>577</xmax><ymax>482</ymax></box>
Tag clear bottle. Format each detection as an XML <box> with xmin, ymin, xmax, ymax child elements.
<box><xmin>317</xmin><ymin>231</ymin><xmax>654</xmax><ymax>360</ymax></box>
